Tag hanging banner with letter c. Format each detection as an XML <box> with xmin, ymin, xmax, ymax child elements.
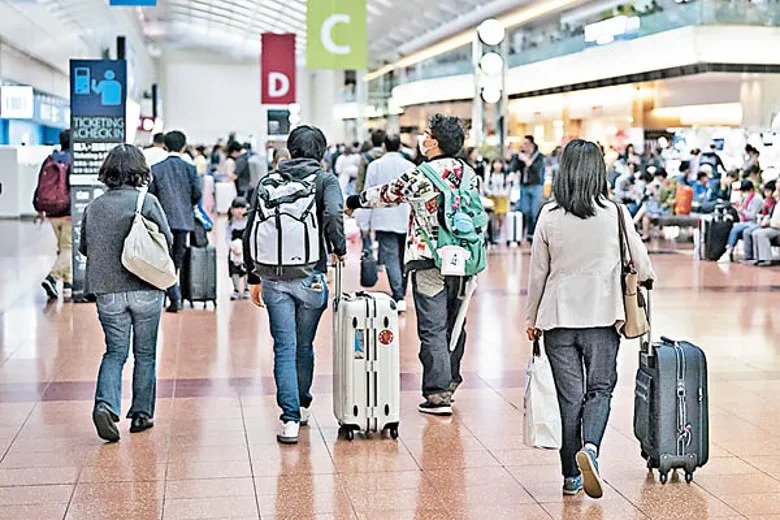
<box><xmin>261</xmin><ymin>33</ymin><xmax>297</xmax><ymax>105</ymax></box>
<box><xmin>306</xmin><ymin>0</ymin><xmax>367</xmax><ymax>70</ymax></box>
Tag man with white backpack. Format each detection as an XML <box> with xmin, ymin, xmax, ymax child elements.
<box><xmin>244</xmin><ymin>125</ymin><xmax>346</xmax><ymax>444</ymax></box>
<box><xmin>346</xmin><ymin>114</ymin><xmax>488</xmax><ymax>416</ymax></box>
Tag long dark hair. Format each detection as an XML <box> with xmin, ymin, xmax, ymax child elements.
<box><xmin>98</xmin><ymin>144</ymin><xmax>151</xmax><ymax>189</ymax></box>
<box><xmin>552</xmin><ymin>139</ymin><xmax>609</xmax><ymax>219</ymax></box>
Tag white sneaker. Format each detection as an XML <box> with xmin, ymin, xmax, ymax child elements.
<box><xmin>300</xmin><ymin>407</ymin><xmax>311</xmax><ymax>427</ymax></box>
<box><xmin>396</xmin><ymin>300</ymin><xmax>407</xmax><ymax>313</ymax></box>
<box><xmin>277</xmin><ymin>421</ymin><xmax>299</xmax><ymax>444</ymax></box>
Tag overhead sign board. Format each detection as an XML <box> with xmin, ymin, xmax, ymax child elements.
<box><xmin>69</xmin><ymin>59</ymin><xmax>127</xmax><ymax>301</ymax></box>
<box><xmin>306</xmin><ymin>0</ymin><xmax>367</xmax><ymax>70</ymax></box>
<box><xmin>262</xmin><ymin>34</ymin><xmax>297</xmax><ymax>105</ymax></box>
<box><xmin>109</xmin><ymin>0</ymin><xmax>157</xmax><ymax>6</ymax></box>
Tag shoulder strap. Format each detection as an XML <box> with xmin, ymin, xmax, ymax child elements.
<box><xmin>135</xmin><ymin>189</ymin><xmax>147</xmax><ymax>215</ymax></box>
<box><xmin>612</xmin><ymin>200</ymin><xmax>633</xmax><ymax>266</ymax></box>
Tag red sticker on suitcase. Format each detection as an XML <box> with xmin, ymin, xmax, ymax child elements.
<box><xmin>378</xmin><ymin>329</ymin><xmax>394</xmax><ymax>346</ymax></box>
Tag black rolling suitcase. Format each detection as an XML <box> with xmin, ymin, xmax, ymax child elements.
<box><xmin>698</xmin><ymin>205</ymin><xmax>735</xmax><ymax>260</ymax></box>
<box><xmin>181</xmin><ymin>245</ymin><xmax>217</xmax><ymax>308</ymax></box>
<box><xmin>634</xmin><ymin>289</ymin><xmax>709</xmax><ymax>484</ymax></box>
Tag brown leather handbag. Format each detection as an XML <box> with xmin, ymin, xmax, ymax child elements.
<box><xmin>614</xmin><ymin>202</ymin><xmax>650</xmax><ymax>339</ymax></box>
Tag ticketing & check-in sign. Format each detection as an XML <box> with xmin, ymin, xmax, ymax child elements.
<box><xmin>69</xmin><ymin>59</ymin><xmax>127</xmax><ymax>301</ymax></box>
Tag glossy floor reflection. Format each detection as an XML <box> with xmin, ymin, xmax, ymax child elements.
<box><xmin>0</xmin><ymin>219</ymin><xmax>779</xmax><ymax>519</ymax></box>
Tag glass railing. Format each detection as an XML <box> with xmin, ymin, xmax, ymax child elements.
<box><xmin>394</xmin><ymin>0</ymin><xmax>780</xmax><ymax>85</ymax></box>
<box><xmin>508</xmin><ymin>0</ymin><xmax>780</xmax><ymax>67</ymax></box>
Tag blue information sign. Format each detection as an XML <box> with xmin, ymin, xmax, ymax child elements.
<box><xmin>69</xmin><ymin>59</ymin><xmax>127</xmax><ymax>301</ymax></box>
<box><xmin>109</xmin><ymin>0</ymin><xmax>157</xmax><ymax>6</ymax></box>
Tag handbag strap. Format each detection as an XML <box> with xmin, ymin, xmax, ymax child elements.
<box><xmin>135</xmin><ymin>188</ymin><xmax>147</xmax><ymax>215</ymax></box>
<box><xmin>612</xmin><ymin>200</ymin><xmax>633</xmax><ymax>268</ymax></box>
<box><xmin>533</xmin><ymin>337</ymin><xmax>541</xmax><ymax>358</ymax></box>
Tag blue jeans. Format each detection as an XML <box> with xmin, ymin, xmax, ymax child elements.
<box><xmin>95</xmin><ymin>290</ymin><xmax>164</xmax><ymax>419</ymax></box>
<box><xmin>376</xmin><ymin>231</ymin><xmax>408</xmax><ymax>302</ymax></box>
<box><xmin>262</xmin><ymin>273</ymin><xmax>329</xmax><ymax>423</ymax></box>
<box><xmin>518</xmin><ymin>184</ymin><xmax>544</xmax><ymax>241</ymax></box>
<box><xmin>727</xmin><ymin>222</ymin><xmax>752</xmax><ymax>248</ymax></box>
<box><xmin>544</xmin><ymin>327</ymin><xmax>620</xmax><ymax>478</ymax></box>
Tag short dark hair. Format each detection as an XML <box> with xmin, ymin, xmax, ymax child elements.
<box><xmin>741</xmin><ymin>179</ymin><xmax>755</xmax><ymax>192</ymax></box>
<box><xmin>287</xmin><ymin>125</ymin><xmax>327</xmax><ymax>160</ymax></box>
<box><xmin>164</xmin><ymin>131</ymin><xmax>187</xmax><ymax>152</ymax></box>
<box><xmin>680</xmin><ymin>160</ymin><xmax>690</xmax><ymax>172</ymax></box>
<box><xmin>243</xmin><ymin>142</ymin><xmax>252</xmax><ymax>151</ymax></box>
<box><xmin>370</xmin><ymin>129</ymin><xmax>387</xmax><ymax>148</ymax></box>
<box><xmin>227</xmin><ymin>141</ymin><xmax>243</xmax><ymax>155</ymax></box>
<box><xmin>59</xmin><ymin>129</ymin><xmax>71</xmax><ymax>150</ymax></box>
<box><xmin>231</xmin><ymin>196</ymin><xmax>249</xmax><ymax>209</ymax></box>
<box><xmin>98</xmin><ymin>144</ymin><xmax>151</xmax><ymax>189</ymax></box>
<box><xmin>524</xmin><ymin>135</ymin><xmax>538</xmax><ymax>150</ymax></box>
<box><xmin>152</xmin><ymin>133</ymin><xmax>165</xmax><ymax>145</ymax></box>
<box><xmin>697</xmin><ymin>171</ymin><xmax>708</xmax><ymax>180</ymax></box>
<box><xmin>384</xmin><ymin>134</ymin><xmax>401</xmax><ymax>152</ymax></box>
<box><xmin>551</xmin><ymin>139</ymin><xmax>609</xmax><ymax>219</ymax></box>
<box><xmin>654</xmin><ymin>168</ymin><xmax>668</xmax><ymax>179</ymax></box>
<box><xmin>764</xmin><ymin>180</ymin><xmax>776</xmax><ymax>192</ymax></box>
<box><xmin>428</xmin><ymin>114</ymin><xmax>465</xmax><ymax>156</ymax></box>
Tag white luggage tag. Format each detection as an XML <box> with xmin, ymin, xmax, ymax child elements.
<box><xmin>437</xmin><ymin>245</ymin><xmax>471</xmax><ymax>277</ymax></box>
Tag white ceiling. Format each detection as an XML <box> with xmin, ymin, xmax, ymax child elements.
<box><xmin>141</xmin><ymin>0</ymin><xmax>532</xmax><ymax>63</ymax></box>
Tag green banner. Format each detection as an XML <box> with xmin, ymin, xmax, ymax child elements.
<box><xmin>306</xmin><ymin>0</ymin><xmax>367</xmax><ymax>70</ymax></box>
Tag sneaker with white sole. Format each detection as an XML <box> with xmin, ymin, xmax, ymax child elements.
<box><xmin>300</xmin><ymin>407</ymin><xmax>311</xmax><ymax>427</ymax></box>
<box><xmin>277</xmin><ymin>421</ymin><xmax>299</xmax><ymax>444</ymax></box>
<box><xmin>417</xmin><ymin>400</ymin><xmax>452</xmax><ymax>416</ymax></box>
<box><xmin>42</xmin><ymin>275</ymin><xmax>58</xmax><ymax>300</ymax></box>
<box><xmin>396</xmin><ymin>300</ymin><xmax>407</xmax><ymax>313</ymax></box>
<box><xmin>576</xmin><ymin>447</ymin><xmax>604</xmax><ymax>499</ymax></box>
<box><xmin>563</xmin><ymin>475</ymin><xmax>583</xmax><ymax>496</ymax></box>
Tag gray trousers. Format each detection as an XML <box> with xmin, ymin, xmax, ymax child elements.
<box><xmin>544</xmin><ymin>327</ymin><xmax>620</xmax><ymax>478</ymax></box>
<box><xmin>412</xmin><ymin>269</ymin><xmax>467</xmax><ymax>403</ymax></box>
<box><xmin>753</xmin><ymin>227</ymin><xmax>780</xmax><ymax>261</ymax></box>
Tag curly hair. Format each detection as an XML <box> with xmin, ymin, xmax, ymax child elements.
<box><xmin>428</xmin><ymin>114</ymin><xmax>465</xmax><ymax>156</ymax></box>
<box><xmin>98</xmin><ymin>144</ymin><xmax>151</xmax><ymax>189</ymax></box>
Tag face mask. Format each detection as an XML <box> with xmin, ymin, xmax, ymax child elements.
<box><xmin>418</xmin><ymin>134</ymin><xmax>434</xmax><ymax>157</ymax></box>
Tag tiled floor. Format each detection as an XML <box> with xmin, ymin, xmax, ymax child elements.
<box><xmin>0</xmin><ymin>219</ymin><xmax>779</xmax><ymax>519</ymax></box>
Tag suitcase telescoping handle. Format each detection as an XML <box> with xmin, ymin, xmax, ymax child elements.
<box><xmin>334</xmin><ymin>258</ymin><xmax>344</xmax><ymax>305</ymax></box>
<box><xmin>640</xmin><ymin>279</ymin><xmax>654</xmax><ymax>350</ymax></box>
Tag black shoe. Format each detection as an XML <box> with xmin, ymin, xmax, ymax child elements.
<box><xmin>757</xmin><ymin>260</ymin><xmax>774</xmax><ymax>267</ymax></box>
<box><xmin>93</xmin><ymin>403</ymin><xmax>120</xmax><ymax>443</ymax></box>
<box><xmin>41</xmin><ymin>275</ymin><xmax>58</xmax><ymax>300</ymax></box>
<box><xmin>166</xmin><ymin>301</ymin><xmax>182</xmax><ymax>313</ymax></box>
<box><xmin>418</xmin><ymin>400</ymin><xmax>452</xmax><ymax>416</ymax></box>
<box><xmin>130</xmin><ymin>414</ymin><xmax>154</xmax><ymax>433</ymax></box>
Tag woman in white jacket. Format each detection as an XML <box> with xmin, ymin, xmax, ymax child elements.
<box><xmin>525</xmin><ymin>139</ymin><xmax>655</xmax><ymax>499</ymax></box>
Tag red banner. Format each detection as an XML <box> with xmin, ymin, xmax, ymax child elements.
<box><xmin>261</xmin><ymin>33</ymin><xmax>296</xmax><ymax>105</ymax></box>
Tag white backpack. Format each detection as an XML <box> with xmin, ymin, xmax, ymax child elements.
<box><xmin>248</xmin><ymin>172</ymin><xmax>320</xmax><ymax>270</ymax></box>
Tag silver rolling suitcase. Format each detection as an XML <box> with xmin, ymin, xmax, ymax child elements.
<box><xmin>332</xmin><ymin>263</ymin><xmax>400</xmax><ymax>440</ymax></box>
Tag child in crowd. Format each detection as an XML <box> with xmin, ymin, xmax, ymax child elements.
<box><xmin>227</xmin><ymin>197</ymin><xmax>249</xmax><ymax>300</ymax></box>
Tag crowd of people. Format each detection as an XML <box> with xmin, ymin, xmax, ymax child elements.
<box><xmin>28</xmin><ymin>113</ymin><xmax>776</xmax><ymax>501</ymax></box>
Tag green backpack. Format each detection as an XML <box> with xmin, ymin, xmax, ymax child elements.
<box><xmin>417</xmin><ymin>162</ymin><xmax>488</xmax><ymax>277</ymax></box>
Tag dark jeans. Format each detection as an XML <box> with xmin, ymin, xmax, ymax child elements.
<box><xmin>518</xmin><ymin>184</ymin><xmax>544</xmax><ymax>241</ymax></box>
<box><xmin>95</xmin><ymin>290</ymin><xmax>164</xmax><ymax>419</ymax></box>
<box><xmin>411</xmin><ymin>269</ymin><xmax>467</xmax><ymax>402</ymax></box>
<box><xmin>262</xmin><ymin>273</ymin><xmax>329</xmax><ymax>422</ymax></box>
<box><xmin>376</xmin><ymin>231</ymin><xmax>408</xmax><ymax>302</ymax></box>
<box><xmin>168</xmin><ymin>230</ymin><xmax>189</xmax><ymax>303</ymax></box>
<box><xmin>544</xmin><ymin>327</ymin><xmax>620</xmax><ymax>478</ymax></box>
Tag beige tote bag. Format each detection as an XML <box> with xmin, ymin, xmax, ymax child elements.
<box><xmin>121</xmin><ymin>190</ymin><xmax>177</xmax><ymax>290</ymax></box>
<box><xmin>614</xmin><ymin>202</ymin><xmax>650</xmax><ymax>339</ymax></box>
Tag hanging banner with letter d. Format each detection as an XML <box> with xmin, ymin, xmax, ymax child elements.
<box><xmin>306</xmin><ymin>0</ymin><xmax>367</xmax><ymax>70</ymax></box>
<box><xmin>261</xmin><ymin>34</ymin><xmax>297</xmax><ymax>105</ymax></box>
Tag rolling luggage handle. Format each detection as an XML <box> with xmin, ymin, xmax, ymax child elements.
<box><xmin>640</xmin><ymin>279</ymin><xmax>654</xmax><ymax>355</ymax></box>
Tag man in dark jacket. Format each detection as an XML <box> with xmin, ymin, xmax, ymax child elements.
<box><xmin>149</xmin><ymin>130</ymin><xmax>202</xmax><ymax>313</ymax></box>
<box><xmin>244</xmin><ymin>125</ymin><xmax>346</xmax><ymax>445</ymax></box>
<box><xmin>515</xmin><ymin>135</ymin><xmax>546</xmax><ymax>242</ymax></box>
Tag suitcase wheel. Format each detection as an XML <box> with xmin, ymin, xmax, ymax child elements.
<box><xmin>659</xmin><ymin>472</ymin><xmax>669</xmax><ymax>485</ymax></box>
<box><xmin>387</xmin><ymin>424</ymin><xmax>399</xmax><ymax>440</ymax></box>
<box><xmin>345</xmin><ymin>429</ymin><xmax>354</xmax><ymax>441</ymax></box>
<box><xmin>685</xmin><ymin>472</ymin><xmax>694</xmax><ymax>484</ymax></box>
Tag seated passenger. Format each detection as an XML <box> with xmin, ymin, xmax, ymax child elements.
<box><xmin>742</xmin><ymin>181</ymin><xmax>777</xmax><ymax>262</ymax></box>
<box><xmin>80</xmin><ymin>144</ymin><xmax>172</xmax><ymax>442</ymax></box>
<box><xmin>633</xmin><ymin>168</ymin><xmax>674</xmax><ymax>241</ymax></box>
<box><xmin>692</xmin><ymin>171</ymin><xmax>710</xmax><ymax>212</ymax></box>
<box><xmin>720</xmin><ymin>180</ymin><xmax>764</xmax><ymax>263</ymax></box>
<box><xmin>749</xmin><ymin>182</ymin><xmax>780</xmax><ymax>266</ymax></box>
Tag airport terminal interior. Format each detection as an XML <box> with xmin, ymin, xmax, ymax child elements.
<box><xmin>0</xmin><ymin>0</ymin><xmax>779</xmax><ymax>519</ymax></box>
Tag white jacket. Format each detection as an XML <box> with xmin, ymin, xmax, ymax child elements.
<box><xmin>525</xmin><ymin>199</ymin><xmax>656</xmax><ymax>331</ymax></box>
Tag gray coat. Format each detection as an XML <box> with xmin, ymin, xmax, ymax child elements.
<box><xmin>79</xmin><ymin>186</ymin><xmax>173</xmax><ymax>295</ymax></box>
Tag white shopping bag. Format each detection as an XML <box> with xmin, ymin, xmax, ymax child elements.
<box><xmin>524</xmin><ymin>338</ymin><xmax>562</xmax><ymax>449</ymax></box>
